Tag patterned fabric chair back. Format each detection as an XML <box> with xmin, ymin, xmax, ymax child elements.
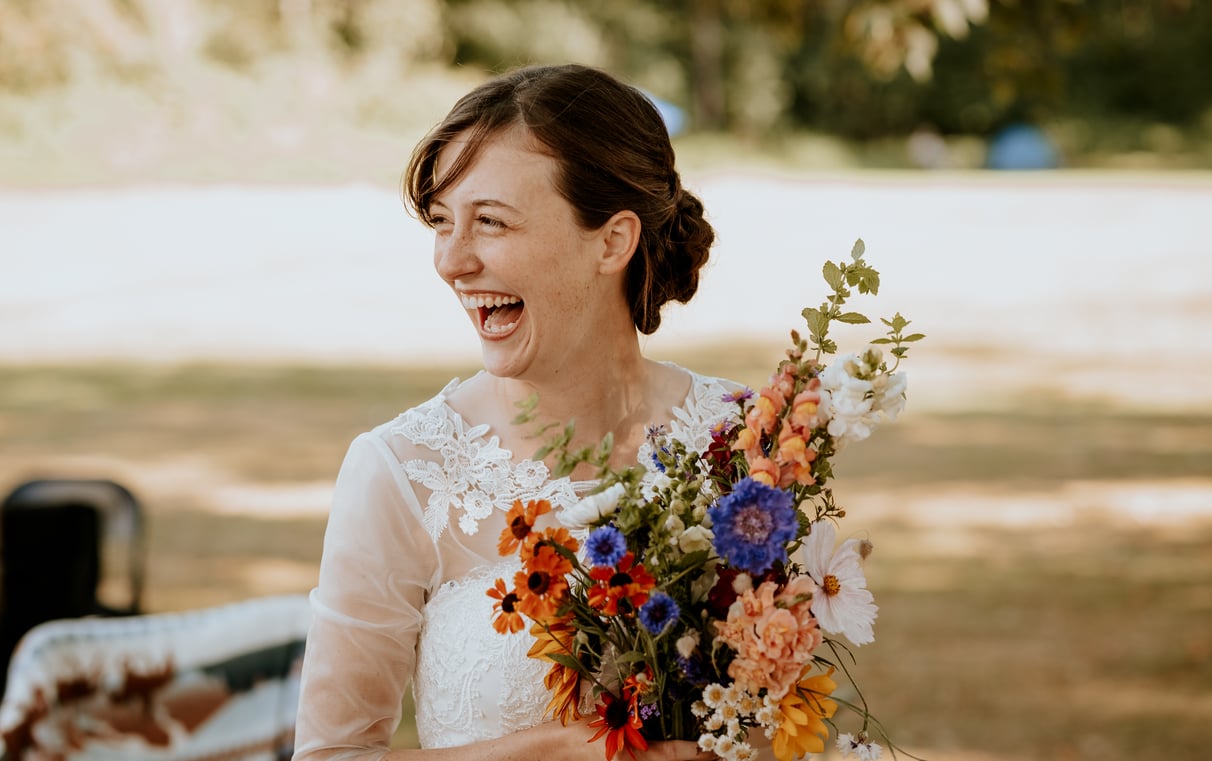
<box><xmin>0</xmin><ymin>594</ymin><xmax>311</xmax><ymax>761</ymax></box>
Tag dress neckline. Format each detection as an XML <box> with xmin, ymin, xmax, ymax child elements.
<box><xmin>434</xmin><ymin>364</ymin><xmax>711</xmax><ymax>480</ymax></box>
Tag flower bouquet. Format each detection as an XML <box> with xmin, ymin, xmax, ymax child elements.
<box><xmin>488</xmin><ymin>241</ymin><xmax>922</xmax><ymax>761</ymax></box>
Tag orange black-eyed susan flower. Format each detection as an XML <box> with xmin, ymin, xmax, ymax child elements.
<box><xmin>587</xmin><ymin>690</ymin><xmax>648</xmax><ymax>761</ymax></box>
<box><xmin>498</xmin><ymin>499</ymin><xmax>552</xmax><ymax>556</ymax></box>
<box><xmin>514</xmin><ymin>544</ymin><xmax>571</xmax><ymax>621</ymax></box>
<box><xmin>486</xmin><ymin>577</ymin><xmax>526</xmax><ymax>634</ymax></box>
<box><xmin>524</xmin><ymin>525</ymin><xmax>579</xmax><ymax>558</ymax></box>
<box><xmin>587</xmin><ymin>552</ymin><xmax>656</xmax><ymax>616</ymax></box>
<box><xmin>527</xmin><ymin>616</ymin><xmax>581</xmax><ymax>725</ymax></box>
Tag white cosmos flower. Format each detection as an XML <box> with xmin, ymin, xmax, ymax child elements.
<box><xmin>800</xmin><ymin>521</ymin><xmax>878</xmax><ymax>645</ymax></box>
<box><xmin>558</xmin><ymin>483</ymin><xmax>626</xmax><ymax>529</ymax></box>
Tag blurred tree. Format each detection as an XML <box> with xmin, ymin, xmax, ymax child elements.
<box><xmin>2</xmin><ymin>0</ymin><xmax>1210</xmax><ymax>148</ymax></box>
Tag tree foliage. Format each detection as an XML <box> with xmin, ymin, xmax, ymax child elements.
<box><xmin>2</xmin><ymin>0</ymin><xmax>1209</xmax><ymax>139</ymax></box>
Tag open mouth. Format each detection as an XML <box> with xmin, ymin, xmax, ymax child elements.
<box><xmin>460</xmin><ymin>293</ymin><xmax>524</xmax><ymax>335</ymax></box>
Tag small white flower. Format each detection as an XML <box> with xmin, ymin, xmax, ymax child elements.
<box><xmin>558</xmin><ymin>483</ymin><xmax>627</xmax><ymax>529</ymax></box>
<box><xmin>715</xmin><ymin>736</ymin><xmax>736</xmax><ymax>756</ymax></box>
<box><xmin>755</xmin><ymin>705</ymin><xmax>777</xmax><ymax>727</ymax></box>
<box><xmin>705</xmin><ymin>714</ymin><xmax>724</xmax><ymax>732</ymax></box>
<box><xmin>665</xmin><ymin>514</ymin><xmax>686</xmax><ymax>535</ymax></box>
<box><xmin>857</xmin><ymin>743</ymin><xmax>885</xmax><ymax>760</ymax></box>
<box><xmin>838</xmin><ymin>731</ymin><xmax>884</xmax><ymax>759</ymax></box>
<box><xmin>702</xmin><ymin>683</ymin><xmax>727</xmax><ymax>708</ymax></box>
<box><xmin>698</xmin><ymin>734</ymin><xmax>717</xmax><ymax>752</ymax></box>
<box><xmin>721</xmin><ymin>684</ymin><xmax>742</xmax><ymax>705</ymax></box>
<box><xmin>737</xmin><ymin>694</ymin><xmax>759</xmax><ymax>715</ymax></box>
<box><xmin>690</xmin><ymin>700</ymin><xmax>710</xmax><ymax>718</ymax></box>
<box><xmin>678</xmin><ymin>524</ymin><xmax>714</xmax><ymax>554</ymax></box>
<box><xmin>801</xmin><ymin>521</ymin><xmax>878</xmax><ymax>645</ymax></box>
<box><xmin>725</xmin><ymin>719</ymin><xmax>741</xmax><ymax>737</ymax></box>
<box><xmin>676</xmin><ymin>632</ymin><xmax>700</xmax><ymax>660</ymax></box>
<box><xmin>837</xmin><ymin>733</ymin><xmax>857</xmax><ymax>756</ymax></box>
<box><xmin>716</xmin><ymin>702</ymin><xmax>740</xmax><ymax>722</ymax></box>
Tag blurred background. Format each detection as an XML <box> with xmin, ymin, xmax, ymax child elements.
<box><xmin>2</xmin><ymin>1</ymin><xmax>1211</xmax><ymax>759</ymax></box>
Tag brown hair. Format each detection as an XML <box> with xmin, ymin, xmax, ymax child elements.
<box><xmin>403</xmin><ymin>64</ymin><xmax>714</xmax><ymax>335</ymax></box>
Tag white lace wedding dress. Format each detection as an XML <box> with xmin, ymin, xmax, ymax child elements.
<box><xmin>293</xmin><ymin>367</ymin><xmax>738</xmax><ymax>761</ymax></box>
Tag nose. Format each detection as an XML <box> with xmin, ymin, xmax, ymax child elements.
<box><xmin>433</xmin><ymin>223</ymin><xmax>481</xmax><ymax>283</ymax></box>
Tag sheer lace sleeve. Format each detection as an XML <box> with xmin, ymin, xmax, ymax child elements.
<box><xmin>294</xmin><ymin>431</ymin><xmax>441</xmax><ymax>761</ymax></box>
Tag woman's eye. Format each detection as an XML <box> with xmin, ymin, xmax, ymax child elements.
<box><xmin>477</xmin><ymin>215</ymin><xmax>506</xmax><ymax>229</ymax></box>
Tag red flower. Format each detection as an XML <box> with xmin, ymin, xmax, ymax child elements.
<box><xmin>586</xmin><ymin>690</ymin><xmax>648</xmax><ymax>761</ymax></box>
<box><xmin>587</xmin><ymin>553</ymin><xmax>656</xmax><ymax>616</ymax></box>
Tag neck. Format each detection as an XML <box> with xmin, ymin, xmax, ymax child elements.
<box><xmin>503</xmin><ymin>344</ymin><xmax>651</xmax><ymax>438</ymax></box>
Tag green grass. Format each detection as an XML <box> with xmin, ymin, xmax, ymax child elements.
<box><xmin>2</xmin><ymin>358</ymin><xmax>1210</xmax><ymax>760</ymax></box>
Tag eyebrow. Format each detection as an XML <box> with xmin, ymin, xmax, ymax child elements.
<box><xmin>431</xmin><ymin>198</ymin><xmax>521</xmax><ymax>214</ymax></box>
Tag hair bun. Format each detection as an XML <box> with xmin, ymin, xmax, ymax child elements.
<box><xmin>633</xmin><ymin>185</ymin><xmax>715</xmax><ymax>334</ymax></box>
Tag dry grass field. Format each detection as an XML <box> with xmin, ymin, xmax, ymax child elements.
<box><xmin>2</xmin><ymin>347</ymin><xmax>1209</xmax><ymax>760</ymax></box>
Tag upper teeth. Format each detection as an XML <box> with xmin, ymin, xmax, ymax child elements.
<box><xmin>461</xmin><ymin>294</ymin><xmax>521</xmax><ymax>309</ymax></box>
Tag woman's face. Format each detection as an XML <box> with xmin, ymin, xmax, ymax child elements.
<box><xmin>430</xmin><ymin>127</ymin><xmax>626</xmax><ymax>382</ymax></box>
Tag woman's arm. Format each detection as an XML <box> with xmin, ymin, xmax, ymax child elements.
<box><xmin>294</xmin><ymin>433</ymin><xmax>438</xmax><ymax>761</ymax></box>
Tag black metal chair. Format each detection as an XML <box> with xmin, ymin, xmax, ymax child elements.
<box><xmin>0</xmin><ymin>479</ymin><xmax>147</xmax><ymax>696</ymax></box>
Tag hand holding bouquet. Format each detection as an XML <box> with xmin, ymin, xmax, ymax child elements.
<box><xmin>489</xmin><ymin>241</ymin><xmax>922</xmax><ymax>761</ymax></box>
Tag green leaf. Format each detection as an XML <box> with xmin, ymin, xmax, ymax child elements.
<box><xmin>891</xmin><ymin>346</ymin><xmax>908</xmax><ymax>358</ymax></box>
<box><xmin>822</xmin><ymin>260</ymin><xmax>843</xmax><ymax>290</ymax></box>
<box><xmin>819</xmin><ymin>338</ymin><xmax>838</xmax><ymax>354</ymax></box>
<box><xmin>887</xmin><ymin>312</ymin><xmax>909</xmax><ymax>332</ymax></box>
<box><xmin>547</xmin><ymin>653</ymin><xmax>592</xmax><ymax>675</ymax></box>
<box><xmin>801</xmin><ymin>307</ymin><xmax>829</xmax><ymax>338</ymax></box>
<box><xmin>850</xmin><ymin>238</ymin><xmax>865</xmax><ymax>261</ymax></box>
<box><xmin>869</xmin><ymin>337</ymin><xmax>893</xmax><ymax>344</ymax></box>
<box><xmin>835</xmin><ymin>311</ymin><xmax>870</xmax><ymax>325</ymax></box>
<box><xmin>901</xmin><ymin>332</ymin><xmax>926</xmax><ymax>342</ymax></box>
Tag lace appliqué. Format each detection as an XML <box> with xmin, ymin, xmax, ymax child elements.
<box><xmin>413</xmin><ymin>561</ymin><xmax>551</xmax><ymax>748</ymax></box>
<box><xmin>636</xmin><ymin>373</ymin><xmax>740</xmax><ymax>468</ymax></box>
<box><xmin>393</xmin><ymin>380</ymin><xmax>579</xmax><ymax>540</ymax></box>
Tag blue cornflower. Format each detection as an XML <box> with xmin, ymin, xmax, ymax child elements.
<box><xmin>638</xmin><ymin>592</ymin><xmax>680</xmax><ymax>635</ymax></box>
<box><xmin>585</xmin><ymin>525</ymin><xmax>627</xmax><ymax>567</ymax></box>
<box><xmin>649</xmin><ymin>446</ymin><xmax>670</xmax><ymax>473</ymax></box>
<box><xmin>710</xmin><ymin>477</ymin><xmax>798</xmax><ymax>575</ymax></box>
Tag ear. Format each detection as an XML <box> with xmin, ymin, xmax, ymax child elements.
<box><xmin>596</xmin><ymin>210</ymin><xmax>641</xmax><ymax>275</ymax></box>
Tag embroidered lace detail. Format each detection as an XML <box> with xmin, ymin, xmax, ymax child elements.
<box><xmin>393</xmin><ymin>379</ymin><xmax>581</xmax><ymax>540</ymax></box>
<box><xmin>636</xmin><ymin>373</ymin><xmax>739</xmax><ymax>468</ymax></box>
<box><xmin>393</xmin><ymin>371</ymin><xmax>740</xmax><ymax>542</ymax></box>
<box><xmin>413</xmin><ymin>560</ymin><xmax>551</xmax><ymax>748</ymax></box>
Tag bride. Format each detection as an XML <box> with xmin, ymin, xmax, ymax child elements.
<box><xmin>293</xmin><ymin>64</ymin><xmax>736</xmax><ymax>761</ymax></box>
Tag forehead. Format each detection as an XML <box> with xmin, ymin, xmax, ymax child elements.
<box><xmin>433</xmin><ymin>127</ymin><xmax>561</xmax><ymax>205</ymax></box>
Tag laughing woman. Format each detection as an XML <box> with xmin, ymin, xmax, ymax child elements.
<box><xmin>293</xmin><ymin>64</ymin><xmax>739</xmax><ymax>761</ymax></box>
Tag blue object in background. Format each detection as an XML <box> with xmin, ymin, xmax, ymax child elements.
<box><xmin>645</xmin><ymin>92</ymin><xmax>686</xmax><ymax>137</ymax></box>
<box><xmin>985</xmin><ymin>123</ymin><xmax>1060</xmax><ymax>170</ymax></box>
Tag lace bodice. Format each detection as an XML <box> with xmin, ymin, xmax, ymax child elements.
<box><xmin>293</xmin><ymin>367</ymin><xmax>740</xmax><ymax>760</ymax></box>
